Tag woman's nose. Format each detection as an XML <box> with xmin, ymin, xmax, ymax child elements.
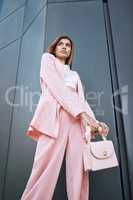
<box><xmin>62</xmin><ymin>46</ymin><xmax>66</xmax><ymax>49</ymax></box>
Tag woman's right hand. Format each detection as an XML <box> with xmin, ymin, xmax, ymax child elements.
<box><xmin>80</xmin><ymin>112</ymin><xmax>99</xmax><ymax>135</ymax></box>
<box><xmin>80</xmin><ymin>112</ymin><xmax>110</xmax><ymax>139</ymax></box>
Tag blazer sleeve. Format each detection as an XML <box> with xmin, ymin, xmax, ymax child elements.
<box><xmin>76</xmin><ymin>71</ymin><xmax>96</xmax><ymax>120</ymax></box>
<box><xmin>84</xmin><ymin>100</ymin><xmax>96</xmax><ymax>120</ymax></box>
<box><xmin>40</xmin><ymin>52</ymin><xmax>86</xmax><ymax>118</ymax></box>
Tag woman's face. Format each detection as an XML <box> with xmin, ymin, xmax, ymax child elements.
<box><xmin>54</xmin><ymin>38</ymin><xmax>72</xmax><ymax>62</ymax></box>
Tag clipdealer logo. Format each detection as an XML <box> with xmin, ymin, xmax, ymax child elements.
<box><xmin>111</xmin><ymin>85</ymin><xmax>128</xmax><ymax>115</ymax></box>
<box><xmin>4</xmin><ymin>83</ymin><xmax>128</xmax><ymax>115</ymax></box>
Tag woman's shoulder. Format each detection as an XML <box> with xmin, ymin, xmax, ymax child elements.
<box><xmin>42</xmin><ymin>52</ymin><xmax>55</xmax><ymax>59</ymax></box>
<box><xmin>42</xmin><ymin>52</ymin><xmax>80</xmax><ymax>78</ymax></box>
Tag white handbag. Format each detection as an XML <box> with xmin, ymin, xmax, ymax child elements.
<box><xmin>83</xmin><ymin>125</ymin><xmax>119</xmax><ymax>172</ymax></box>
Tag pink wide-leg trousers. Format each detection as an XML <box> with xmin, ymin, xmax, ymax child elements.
<box><xmin>21</xmin><ymin>107</ymin><xmax>89</xmax><ymax>200</ymax></box>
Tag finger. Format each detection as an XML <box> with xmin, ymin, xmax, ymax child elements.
<box><xmin>101</xmin><ymin>122</ymin><xmax>110</xmax><ymax>130</ymax></box>
<box><xmin>91</xmin><ymin>135</ymin><xmax>96</xmax><ymax>139</ymax></box>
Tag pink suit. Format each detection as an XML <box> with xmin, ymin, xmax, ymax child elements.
<box><xmin>21</xmin><ymin>52</ymin><xmax>96</xmax><ymax>200</ymax></box>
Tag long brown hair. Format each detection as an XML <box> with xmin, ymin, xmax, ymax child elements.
<box><xmin>47</xmin><ymin>35</ymin><xmax>74</xmax><ymax>69</ymax></box>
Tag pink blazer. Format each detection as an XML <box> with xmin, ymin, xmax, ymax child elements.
<box><xmin>26</xmin><ymin>52</ymin><xmax>96</xmax><ymax>141</ymax></box>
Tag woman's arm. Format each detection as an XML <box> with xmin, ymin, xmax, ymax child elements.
<box><xmin>76</xmin><ymin>71</ymin><xmax>102</xmax><ymax>134</ymax></box>
<box><xmin>76</xmin><ymin>71</ymin><xmax>96</xmax><ymax>120</ymax></box>
<box><xmin>76</xmin><ymin>71</ymin><xmax>110</xmax><ymax>137</ymax></box>
<box><xmin>84</xmin><ymin>100</ymin><xmax>96</xmax><ymax>120</ymax></box>
<box><xmin>40</xmin><ymin>52</ymin><xmax>87</xmax><ymax>118</ymax></box>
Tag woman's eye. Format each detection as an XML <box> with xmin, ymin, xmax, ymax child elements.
<box><xmin>58</xmin><ymin>42</ymin><xmax>63</xmax><ymax>46</ymax></box>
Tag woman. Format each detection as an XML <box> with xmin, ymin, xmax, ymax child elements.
<box><xmin>21</xmin><ymin>35</ymin><xmax>109</xmax><ymax>200</ymax></box>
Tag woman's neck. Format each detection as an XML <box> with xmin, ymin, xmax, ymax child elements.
<box><xmin>56</xmin><ymin>56</ymin><xmax>66</xmax><ymax>65</ymax></box>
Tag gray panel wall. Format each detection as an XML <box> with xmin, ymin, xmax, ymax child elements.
<box><xmin>0</xmin><ymin>0</ymin><xmax>132</xmax><ymax>200</ymax></box>
<box><xmin>108</xmin><ymin>0</ymin><xmax>133</xmax><ymax>199</ymax></box>
<box><xmin>0</xmin><ymin>0</ymin><xmax>47</xmax><ymax>199</ymax></box>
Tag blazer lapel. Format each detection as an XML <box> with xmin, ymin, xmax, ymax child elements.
<box><xmin>49</xmin><ymin>53</ymin><xmax>66</xmax><ymax>80</ymax></box>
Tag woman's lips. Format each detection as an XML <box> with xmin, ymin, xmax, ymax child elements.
<box><xmin>60</xmin><ymin>50</ymin><xmax>67</xmax><ymax>54</ymax></box>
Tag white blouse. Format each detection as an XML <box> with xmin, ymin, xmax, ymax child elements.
<box><xmin>63</xmin><ymin>64</ymin><xmax>78</xmax><ymax>91</ymax></box>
